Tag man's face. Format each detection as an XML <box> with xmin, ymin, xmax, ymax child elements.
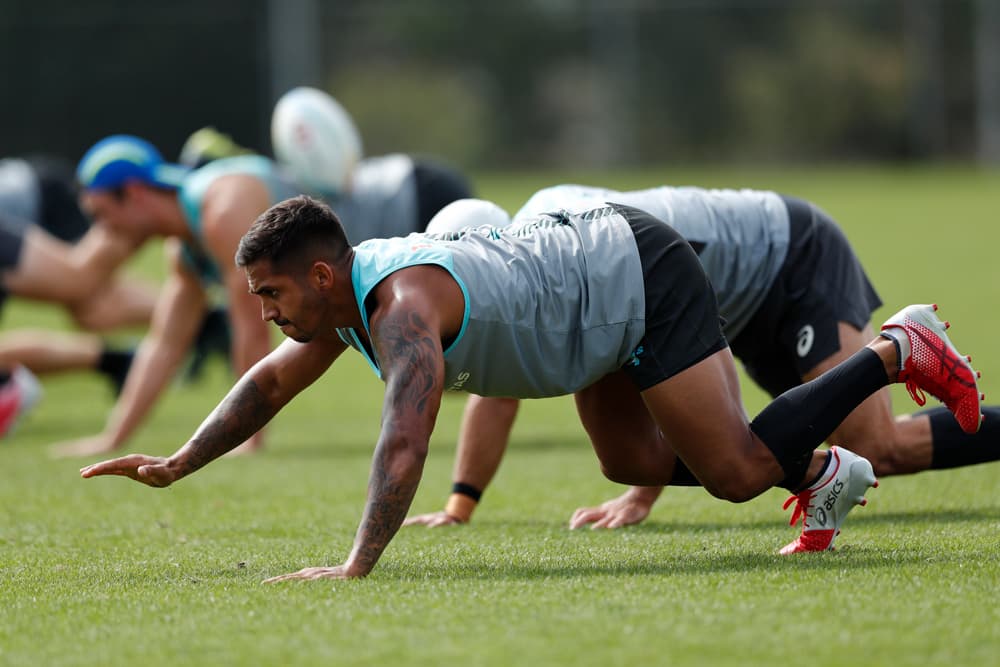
<box><xmin>80</xmin><ymin>188</ymin><xmax>149</xmax><ymax>235</ymax></box>
<box><xmin>245</xmin><ymin>259</ymin><xmax>324</xmax><ymax>343</ymax></box>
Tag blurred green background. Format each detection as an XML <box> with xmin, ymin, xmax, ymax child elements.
<box><xmin>3</xmin><ymin>0</ymin><xmax>1000</xmax><ymax>169</ymax></box>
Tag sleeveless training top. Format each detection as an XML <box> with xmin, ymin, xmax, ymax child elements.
<box><xmin>335</xmin><ymin>206</ymin><xmax>645</xmax><ymax>398</ymax></box>
<box><xmin>177</xmin><ymin>155</ymin><xmax>299</xmax><ymax>284</ymax></box>
<box><xmin>516</xmin><ymin>185</ymin><xmax>789</xmax><ymax>340</ymax></box>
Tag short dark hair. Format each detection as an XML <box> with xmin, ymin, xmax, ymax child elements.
<box><xmin>236</xmin><ymin>195</ymin><xmax>351</xmax><ymax>270</ymax></box>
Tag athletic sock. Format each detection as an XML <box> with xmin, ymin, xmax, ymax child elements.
<box><xmin>97</xmin><ymin>347</ymin><xmax>134</xmax><ymax>395</ymax></box>
<box><xmin>750</xmin><ymin>347</ymin><xmax>889</xmax><ymax>490</ymax></box>
<box><xmin>794</xmin><ymin>449</ymin><xmax>832</xmax><ymax>492</ymax></box>
<box><xmin>925</xmin><ymin>405</ymin><xmax>1000</xmax><ymax>469</ymax></box>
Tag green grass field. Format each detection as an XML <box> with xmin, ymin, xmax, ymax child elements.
<box><xmin>1</xmin><ymin>166</ymin><xmax>998</xmax><ymax>666</ymax></box>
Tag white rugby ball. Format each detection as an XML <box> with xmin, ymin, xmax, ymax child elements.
<box><xmin>425</xmin><ymin>199</ymin><xmax>512</xmax><ymax>235</ymax></box>
<box><xmin>271</xmin><ymin>87</ymin><xmax>363</xmax><ymax>195</ymax></box>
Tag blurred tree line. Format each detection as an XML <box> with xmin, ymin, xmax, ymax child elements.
<box><xmin>2</xmin><ymin>0</ymin><xmax>998</xmax><ymax>169</ymax></box>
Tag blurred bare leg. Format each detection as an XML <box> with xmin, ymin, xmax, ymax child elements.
<box><xmin>0</xmin><ymin>330</ymin><xmax>103</xmax><ymax>374</ymax></box>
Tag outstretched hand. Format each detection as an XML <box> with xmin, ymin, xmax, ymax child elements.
<box><xmin>569</xmin><ymin>492</ymin><xmax>653</xmax><ymax>530</ymax></box>
<box><xmin>402</xmin><ymin>510</ymin><xmax>464</xmax><ymax>528</ymax></box>
<box><xmin>80</xmin><ymin>454</ymin><xmax>180</xmax><ymax>488</ymax></box>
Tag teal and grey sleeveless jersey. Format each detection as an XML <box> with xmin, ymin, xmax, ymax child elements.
<box><xmin>325</xmin><ymin>154</ymin><xmax>420</xmax><ymax>244</ymax></box>
<box><xmin>336</xmin><ymin>207</ymin><xmax>645</xmax><ymax>398</ymax></box>
<box><xmin>177</xmin><ymin>155</ymin><xmax>299</xmax><ymax>284</ymax></box>
<box><xmin>516</xmin><ymin>185</ymin><xmax>789</xmax><ymax>340</ymax></box>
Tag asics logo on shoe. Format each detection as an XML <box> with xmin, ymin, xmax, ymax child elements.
<box><xmin>796</xmin><ymin>325</ymin><xmax>814</xmax><ymax>358</ymax></box>
<box><xmin>813</xmin><ymin>479</ymin><xmax>845</xmax><ymax>527</ymax></box>
<box><xmin>823</xmin><ymin>479</ymin><xmax>844</xmax><ymax>512</ymax></box>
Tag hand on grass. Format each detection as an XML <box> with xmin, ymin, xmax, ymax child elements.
<box><xmin>80</xmin><ymin>454</ymin><xmax>180</xmax><ymax>488</ymax></box>
<box><xmin>402</xmin><ymin>510</ymin><xmax>464</xmax><ymax>528</ymax></box>
<box><xmin>51</xmin><ymin>433</ymin><xmax>120</xmax><ymax>459</ymax></box>
<box><xmin>569</xmin><ymin>488</ymin><xmax>657</xmax><ymax>529</ymax></box>
<box><xmin>263</xmin><ymin>565</ymin><xmax>365</xmax><ymax>583</ymax></box>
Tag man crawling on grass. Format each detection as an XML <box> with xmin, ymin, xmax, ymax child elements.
<box><xmin>82</xmin><ymin>195</ymin><xmax>981</xmax><ymax>581</ymax></box>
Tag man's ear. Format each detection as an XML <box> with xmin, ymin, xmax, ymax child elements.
<box><xmin>310</xmin><ymin>260</ymin><xmax>335</xmax><ymax>289</ymax></box>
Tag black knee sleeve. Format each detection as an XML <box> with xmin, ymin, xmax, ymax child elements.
<box><xmin>750</xmin><ymin>347</ymin><xmax>888</xmax><ymax>489</ymax></box>
<box><xmin>927</xmin><ymin>405</ymin><xmax>1000</xmax><ymax>469</ymax></box>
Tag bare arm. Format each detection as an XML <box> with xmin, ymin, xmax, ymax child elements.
<box><xmin>4</xmin><ymin>225</ymin><xmax>143</xmax><ymax>304</ymax></box>
<box><xmin>200</xmin><ymin>174</ymin><xmax>276</xmax><ymax>452</ymax></box>
<box><xmin>52</xmin><ymin>243</ymin><xmax>207</xmax><ymax>457</ymax></box>
<box><xmin>344</xmin><ymin>306</ymin><xmax>445</xmax><ymax>575</ymax></box>
<box><xmin>200</xmin><ymin>175</ymin><xmax>274</xmax><ymax>378</ymax></box>
<box><xmin>403</xmin><ymin>394</ymin><xmax>520</xmax><ymax>527</ymax></box>
<box><xmin>265</xmin><ymin>268</ymin><xmax>458</xmax><ymax>582</ymax></box>
<box><xmin>80</xmin><ymin>335</ymin><xmax>346</xmax><ymax>485</ymax></box>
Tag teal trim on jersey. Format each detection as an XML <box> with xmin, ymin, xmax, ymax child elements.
<box><xmin>344</xmin><ymin>236</ymin><xmax>470</xmax><ymax>380</ymax></box>
<box><xmin>176</xmin><ymin>155</ymin><xmax>291</xmax><ymax>285</ymax></box>
<box><xmin>178</xmin><ymin>155</ymin><xmax>279</xmax><ymax>239</ymax></box>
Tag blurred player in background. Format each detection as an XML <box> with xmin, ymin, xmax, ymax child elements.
<box><xmin>404</xmin><ymin>186</ymin><xmax>1000</xmax><ymax>553</ymax></box>
<box><xmin>48</xmin><ymin>134</ymin><xmax>301</xmax><ymax>457</ymax></box>
<box><xmin>80</xmin><ymin>195</ymin><xmax>980</xmax><ymax>580</ymax></box>
<box><xmin>0</xmin><ymin>155</ymin><xmax>160</xmax><ymax>435</ymax></box>
<box><xmin>271</xmin><ymin>86</ymin><xmax>473</xmax><ymax>241</ymax></box>
<box><xmin>54</xmin><ymin>90</ymin><xmax>473</xmax><ymax>457</ymax></box>
<box><xmin>0</xmin><ymin>131</ymin><xmax>247</xmax><ymax>410</ymax></box>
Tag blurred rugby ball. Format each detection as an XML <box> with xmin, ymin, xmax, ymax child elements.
<box><xmin>271</xmin><ymin>87</ymin><xmax>362</xmax><ymax>195</ymax></box>
<box><xmin>425</xmin><ymin>198</ymin><xmax>512</xmax><ymax>235</ymax></box>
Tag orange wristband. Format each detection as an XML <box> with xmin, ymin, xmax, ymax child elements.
<box><xmin>444</xmin><ymin>493</ymin><xmax>477</xmax><ymax>523</ymax></box>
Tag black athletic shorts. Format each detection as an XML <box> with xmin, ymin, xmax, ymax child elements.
<box><xmin>412</xmin><ymin>158</ymin><xmax>474</xmax><ymax>231</ymax></box>
<box><xmin>613</xmin><ymin>203</ymin><xmax>729</xmax><ymax>391</ymax></box>
<box><xmin>729</xmin><ymin>195</ymin><xmax>883</xmax><ymax>398</ymax></box>
<box><xmin>0</xmin><ymin>211</ymin><xmax>29</xmax><ymax>311</ymax></box>
<box><xmin>33</xmin><ymin>159</ymin><xmax>90</xmax><ymax>243</ymax></box>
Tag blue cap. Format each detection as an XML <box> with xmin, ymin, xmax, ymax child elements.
<box><xmin>77</xmin><ymin>134</ymin><xmax>190</xmax><ymax>191</ymax></box>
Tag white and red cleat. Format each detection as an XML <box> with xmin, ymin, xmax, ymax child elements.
<box><xmin>779</xmin><ymin>446</ymin><xmax>878</xmax><ymax>555</ymax></box>
<box><xmin>880</xmin><ymin>304</ymin><xmax>983</xmax><ymax>434</ymax></box>
<box><xmin>0</xmin><ymin>365</ymin><xmax>42</xmax><ymax>438</ymax></box>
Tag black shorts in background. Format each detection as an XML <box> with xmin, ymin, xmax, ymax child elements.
<box><xmin>412</xmin><ymin>158</ymin><xmax>474</xmax><ymax>231</ymax></box>
<box><xmin>729</xmin><ymin>195</ymin><xmax>883</xmax><ymax>398</ymax></box>
<box><xmin>0</xmin><ymin>211</ymin><xmax>29</xmax><ymax>313</ymax></box>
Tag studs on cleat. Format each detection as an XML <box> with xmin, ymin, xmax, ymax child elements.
<box><xmin>945</xmin><ymin>321</ymin><xmax>951</xmax><ymax>330</ymax></box>
<box><xmin>966</xmin><ymin>355</ymin><xmax>972</xmax><ymax>362</ymax></box>
<box><xmin>932</xmin><ymin>303</ymin><xmax>939</xmax><ymax>311</ymax></box>
<box><xmin>873</xmin><ymin>480</ymin><xmax>880</xmax><ymax>488</ymax></box>
<box><xmin>859</xmin><ymin>498</ymin><xmax>868</xmax><ymax>507</ymax></box>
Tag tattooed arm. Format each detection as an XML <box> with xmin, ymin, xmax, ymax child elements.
<box><xmin>80</xmin><ymin>335</ymin><xmax>347</xmax><ymax>487</ymax></box>
<box><xmin>264</xmin><ymin>266</ymin><xmax>461</xmax><ymax>583</ymax></box>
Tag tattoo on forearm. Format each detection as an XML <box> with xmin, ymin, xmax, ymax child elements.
<box><xmin>350</xmin><ymin>310</ymin><xmax>441</xmax><ymax>570</ymax></box>
<box><xmin>352</xmin><ymin>445</ymin><xmax>423</xmax><ymax>571</ymax></box>
<box><xmin>179</xmin><ymin>378</ymin><xmax>274</xmax><ymax>475</ymax></box>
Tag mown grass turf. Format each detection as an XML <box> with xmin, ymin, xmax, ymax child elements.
<box><xmin>1</xmin><ymin>166</ymin><xmax>998</xmax><ymax>666</ymax></box>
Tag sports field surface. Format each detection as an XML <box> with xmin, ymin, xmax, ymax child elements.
<box><xmin>1</xmin><ymin>166</ymin><xmax>997</xmax><ymax>666</ymax></box>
